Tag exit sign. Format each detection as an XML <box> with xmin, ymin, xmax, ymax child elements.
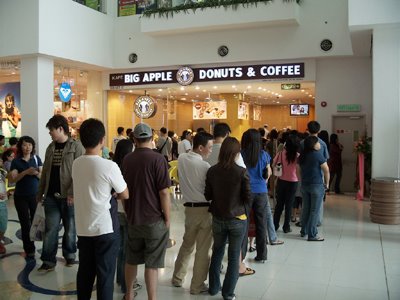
<box><xmin>337</xmin><ymin>104</ymin><xmax>361</xmax><ymax>112</ymax></box>
<box><xmin>281</xmin><ymin>83</ymin><xmax>301</xmax><ymax>90</ymax></box>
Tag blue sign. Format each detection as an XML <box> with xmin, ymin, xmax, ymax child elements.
<box><xmin>58</xmin><ymin>82</ymin><xmax>72</xmax><ymax>102</ymax></box>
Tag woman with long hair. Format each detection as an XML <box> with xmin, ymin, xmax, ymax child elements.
<box><xmin>241</xmin><ymin>129</ymin><xmax>282</xmax><ymax>263</ymax></box>
<box><xmin>273</xmin><ymin>134</ymin><xmax>301</xmax><ymax>233</ymax></box>
<box><xmin>113</xmin><ymin>139</ymin><xmax>140</xmax><ymax>294</ymax></box>
<box><xmin>205</xmin><ymin>137</ymin><xmax>251</xmax><ymax>300</ymax></box>
<box><xmin>9</xmin><ymin>136</ymin><xmax>42</xmax><ymax>258</ymax></box>
<box><xmin>328</xmin><ymin>133</ymin><xmax>343</xmax><ymax>194</ymax></box>
<box><xmin>299</xmin><ymin>136</ymin><xmax>330</xmax><ymax>241</ymax></box>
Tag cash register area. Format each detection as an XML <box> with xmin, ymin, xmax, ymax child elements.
<box><xmin>0</xmin><ymin>193</ymin><xmax>399</xmax><ymax>300</ymax></box>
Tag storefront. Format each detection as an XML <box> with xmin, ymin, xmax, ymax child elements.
<box><xmin>0</xmin><ymin>61</ymin><xmax>103</xmax><ymax>142</ymax></box>
<box><xmin>106</xmin><ymin>60</ymin><xmax>316</xmax><ymax>147</ymax></box>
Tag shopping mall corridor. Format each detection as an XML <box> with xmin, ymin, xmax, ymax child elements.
<box><xmin>0</xmin><ymin>193</ymin><xmax>399</xmax><ymax>300</ymax></box>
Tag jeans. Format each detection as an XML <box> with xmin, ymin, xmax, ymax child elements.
<box><xmin>209</xmin><ymin>217</ymin><xmax>246</xmax><ymax>300</ymax></box>
<box><xmin>274</xmin><ymin>179</ymin><xmax>298</xmax><ymax>231</ymax></box>
<box><xmin>14</xmin><ymin>195</ymin><xmax>37</xmax><ymax>254</ymax></box>
<box><xmin>116</xmin><ymin>213</ymin><xmax>128</xmax><ymax>293</ymax></box>
<box><xmin>77</xmin><ymin>232</ymin><xmax>120</xmax><ymax>300</ymax></box>
<box><xmin>300</xmin><ymin>184</ymin><xmax>325</xmax><ymax>239</ymax></box>
<box><xmin>41</xmin><ymin>195</ymin><xmax>76</xmax><ymax>266</ymax></box>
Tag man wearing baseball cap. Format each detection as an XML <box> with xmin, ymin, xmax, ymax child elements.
<box><xmin>122</xmin><ymin>123</ymin><xmax>171</xmax><ymax>300</ymax></box>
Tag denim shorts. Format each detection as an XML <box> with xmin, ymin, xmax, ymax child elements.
<box><xmin>126</xmin><ymin>220</ymin><xmax>169</xmax><ymax>268</ymax></box>
<box><xmin>0</xmin><ymin>201</ymin><xmax>8</xmax><ymax>233</ymax></box>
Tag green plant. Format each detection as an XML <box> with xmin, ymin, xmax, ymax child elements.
<box><xmin>142</xmin><ymin>0</ymin><xmax>300</xmax><ymax>19</ymax></box>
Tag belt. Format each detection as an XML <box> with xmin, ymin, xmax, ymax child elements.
<box><xmin>183</xmin><ymin>202</ymin><xmax>210</xmax><ymax>207</ymax></box>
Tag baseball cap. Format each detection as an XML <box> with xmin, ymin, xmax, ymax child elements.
<box><xmin>133</xmin><ymin>123</ymin><xmax>153</xmax><ymax>138</ymax></box>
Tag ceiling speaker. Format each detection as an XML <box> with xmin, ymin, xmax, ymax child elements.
<box><xmin>218</xmin><ymin>45</ymin><xmax>229</xmax><ymax>57</ymax></box>
<box><xmin>320</xmin><ymin>39</ymin><xmax>333</xmax><ymax>52</ymax></box>
<box><xmin>129</xmin><ymin>53</ymin><xmax>138</xmax><ymax>63</ymax></box>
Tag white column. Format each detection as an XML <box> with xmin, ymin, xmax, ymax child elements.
<box><xmin>20</xmin><ymin>56</ymin><xmax>53</xmax><ymax>158</ymax></box>
<box><xmin>372</xmin><ymin>25</ymin><xmax>400</xmax><ymax>178</ymax></box>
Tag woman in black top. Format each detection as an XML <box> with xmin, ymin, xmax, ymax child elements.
<box><xmin>205</xmin><ymin>137</ymin><xmax>251</xmax><ymax>300</ymax></box>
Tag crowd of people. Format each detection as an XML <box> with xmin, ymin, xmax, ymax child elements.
<box><xmin>0</xmin><ymin>117</ymin><xmax>344</xmax><ymax>300</ymax></box>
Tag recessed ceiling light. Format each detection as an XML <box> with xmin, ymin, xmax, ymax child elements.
<box><xmin>301</xmin><ymin>89</ymin><xmax>305</xmax><ymax>92</ymax></box>
<box><xmin>258</xmin><ymin>87</ymin><xmax>262</xmax><ymax>90</ymax></box>
<box><xmin>129</xmin><ymin>90</ymin><xmax>133</xmax><ymax>93</ymax></box>
<box><xmin>292</xmin><ymin>99</ymin><xmax>296</xmax><ymax>102</ymax></box>
<box><xmin>195</xmin><ymin>86</ymin><xmax>200</xmax><ymax>90</ymax></box>
<box><xmin>181</xmin><ymin>97</ymin><xmax>186</xmax><ymax>100</ymax></box>
<box><xmin>158</xmin><ymin>89</ymin><xmax>162</xmax><ymax>91</ymax></box>
<box><xmin>180</xmin><ymin>87</ymin><xmax>185</xmax><ymax>91</ymax></box>
<box><xmin>232</xmin><ymin>85</ymin><xmax>236</xmax><ymax>88</ymax></box>
<box><xmin>196</xmin><ymin>95</ymin><xmax>199</xmax><ymax>97</ymax></box>
<box><xmin>308</xmin><ymin>95</ymin><xmax>312</xmax><ymax>97</ymax></box>
<box><xmin>263</xmin><ymin>89</ymin><xmax>267</xmax><ymax>92</ymax></box>
<box><xmin>185</xmin><ymin>93</ymin><xmax>188</xmax><ymax>95</ymax></box>
<box><xmin>213</xmin><ymin>86</ymin><xmax>218</xmax><ymax>89</ymax></box>
<box><xmin>247</xmin><ymin>86</ymin><xmax>252</xmax><ymax>89</ymax></box>
<box><xmin>276</xmin><ymin>101</ymin><xmax>280</xmax><ymax>103</ymax></box>
<box><xmin>202</xmin><ymin>90</ymin><xmax>207</xmax><ymax>92</ymax></box>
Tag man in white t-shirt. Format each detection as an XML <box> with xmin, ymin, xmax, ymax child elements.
<box><xmin>171</xmin><ymin>132</ymin><xmax>213</xmax><ymax>294</ymax></box>
<box><xmin>72</xmin><ymin>118</ymin><xmax>129</xmax><ymax>300</ymax></box>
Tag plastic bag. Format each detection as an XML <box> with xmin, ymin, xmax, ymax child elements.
<box><xmin>30</xmin><ymin>203</ymin><xmax>45</xmax><ymax>241</ymax></box>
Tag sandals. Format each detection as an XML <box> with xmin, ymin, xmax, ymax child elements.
<box><xmin>249</xmin><ymin>246</ymin><xmax>256</xmax><ymax>252</ymax></box>
<box><xmin>270</xmin><ymin>240</ymin><xmax>284</xmax><ymax>245</ymax></box>
<box><xmin>239</xmin><ymin>267</ymin><xmax>256</xmax><ymax>277</ymax></box>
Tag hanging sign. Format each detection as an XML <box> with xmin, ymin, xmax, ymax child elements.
<box><xmin>337</xmin><ymin>104</ymin><xmax>361</xmax><ymax>112</ymax></box>
<box><xmin>59</xmin><ymin>82</ymin><xmax>72</xmax><ymax>102</ymax></box>
<box><xmin>134</xmin><ymin>95</ymin><xmax>157</xmax><ymax>118</ymax></box>
<box><xmin>110</xmin><ymin>62</ymin><xmax>305</xmax><ymax>87</ymax></box>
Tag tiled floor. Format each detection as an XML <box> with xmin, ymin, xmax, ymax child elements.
<box><xmin>1</xmin><ymin>193</ymin><xmax>399</xmax><ymax>300</ymax></box>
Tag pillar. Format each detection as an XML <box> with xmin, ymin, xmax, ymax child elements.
<box><xmin>372</xmin><ymin>25</ymin><xmax>400</xmax><ymax>178</ymax></box>
<box><xmin>20</xmin><ymin>56</ymin><xmax>54</xmax><ymax>158</ymax></box>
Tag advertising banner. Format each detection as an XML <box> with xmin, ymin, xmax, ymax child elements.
<box><xmin>193</xmin><ymin>101</ymin><xmax>227</xmax><ymax>120</ymax></box>
<box><xmin>0</xmin><ymin>82</ymin><xmax>21</xmax><ymax>138</ymax></box>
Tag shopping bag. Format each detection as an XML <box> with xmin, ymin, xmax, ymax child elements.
<box><xmin>30</xmin><ymin>203</ymin><xmax>45</xmax><ymax>241</ymax></box>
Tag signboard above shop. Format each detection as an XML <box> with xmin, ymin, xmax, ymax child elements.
<box><xmin>110</xmin><ymin>63</ymin><xmax>305</xmax><ymax>87</ymax></box>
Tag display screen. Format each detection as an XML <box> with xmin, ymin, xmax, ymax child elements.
<box><xmin>290</xmin><ymin>104</ymin><xmax>309</xmax><ymax>116</ymax></box>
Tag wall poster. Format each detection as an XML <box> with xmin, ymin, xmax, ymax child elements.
<box><xmin>253</xmin><ymin>104</ymin><xmax>262</xmax><ymax>121</ymax></box>
<box><xmin>0</xmin><ymin>82</ymin><xmax>21</xmax><ymax>138</ymax></box>
<box><xmin>238</xmin><ymin>101</ymin><xmax>249</xmax><ymax>120</ymax></box>
<box><xmin>193</xmin><ymin>101</ymin><xmax>227</xmax><ymax>120</ymax></box>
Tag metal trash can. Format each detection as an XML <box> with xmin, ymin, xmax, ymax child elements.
<box><xmin>370</xmin><ymin>177</ymin><xmax>400</xmax><ymax>225</ymax></box>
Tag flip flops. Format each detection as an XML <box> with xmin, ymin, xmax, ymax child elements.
<box><xmin>239</xmin><ymin>267</ymin><xmax>256</xmax><ymax>277</ymax></box>
<box><xmin>307</xmin><ymin>236</ymin><xmax>324</xmax><ymax>242</ymax></box>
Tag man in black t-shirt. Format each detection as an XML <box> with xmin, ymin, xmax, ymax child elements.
<box><xmin>37</xmin><ymin>115</ymin><xmax>84</xmax><ymax>272</ymax></box>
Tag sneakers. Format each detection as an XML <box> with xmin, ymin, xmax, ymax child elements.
<box><xmin>190</xmin><ymin>283</ymin><xmax>209</xmax><ymax>295</ymax></box>
<box><xmin>38</xmin><ymin>263</ymin><xmax>55</xmax><ymax>273</ymax></box>
<box><xmin>171</xmin><ymin>279</ymin><xmax>182</xmax><ymax>287</ymax></box>
<box><xmin>65</xmin><ymin>259</ymin><xmax>76</xmax><ymax>267</ymax></box>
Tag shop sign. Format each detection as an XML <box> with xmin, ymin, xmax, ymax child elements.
<box><xmin>59</xmin><ymin>82</ymin><xmax>72</xmax><ymax>102</ymax></box>
<box><xmin>134</xmin><ymin>95</ymin><xmax>157</xmax><ymax>118</ymax></box>
<box><xmin>337</xmin><ymin>104</ymin><xmax>361</xmax><ymax>112</ymax></box>
<box><xmin>281</xmin><ymin>83</ymin><xmax>300</xmax><ymax>90</ymax></box>
<box><xmin>110</xmin><ymin>62</ymin><xmax>305</xmax><ymax>87</ymax></box>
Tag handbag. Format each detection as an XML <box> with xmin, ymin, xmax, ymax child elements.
<box><xmin>273</xmin><ymin>151</ymin><xmax>283</xmax><ymax>177</ymax></box>
<box><xmin>30</xmin><ymin>203</ymin><xmax>45</xmax><ymax>241</ymax></box>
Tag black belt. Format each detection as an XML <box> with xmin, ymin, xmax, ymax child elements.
<box><xmin>184</xmin><ymin>202</ymin><xmax>210</xmax><ymax>207</ymax></box>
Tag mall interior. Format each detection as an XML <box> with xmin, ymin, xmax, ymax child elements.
<box><xmin>0</xmin><ymin>0</ymin><xmax>399</xmax><ymax>299</ymax></box>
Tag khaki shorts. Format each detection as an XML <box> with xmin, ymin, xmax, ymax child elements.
<box><xmin>126</xmin><ymin>220</ymin><xmax>169</xmax><ymax>268</ymax></box>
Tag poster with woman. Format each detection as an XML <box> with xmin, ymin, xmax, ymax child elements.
<box><xmin>238</xmin><ymin>101</ymin><xmax>249</xmax><ymax>120</ymax></box>
<box><xmin>0</xmin><ymin>82</ymin><xmax>21</xmax><ymax>138</ymax></box>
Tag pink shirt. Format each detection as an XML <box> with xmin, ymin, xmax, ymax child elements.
<box><xmin>273</xmin><ymin>149</ymin><xmax>299</xmax><ymax>182</ymax></box>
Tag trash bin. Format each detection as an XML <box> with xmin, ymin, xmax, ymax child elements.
<box><xmin>370</xmin><ymin>177</ymin><xmax>400</xmax><ymax>225</ymax></box>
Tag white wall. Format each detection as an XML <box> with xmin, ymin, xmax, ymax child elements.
<box><xmin>113</xmin><ymin>0</ymin><xmax>353</xmax><ymax>68</ymax></box>
<box><xmin>0</xmin><ymin>0</ymin><xmax>39</xmax><ymax>57</ymax></box>
<box><xmin>349</xmin><ymin>0</ymin><xmax>400</xmax><ymax>28</ymax></box>
<box><xmin>315</xmin><ymin>57</ymin><xmax>372</xmax><ymax>134</ymax></box>
<box><xmin>0</xmin><ymin>0</ymin><xmax>114</xmax><ymax>68</ymax></box>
